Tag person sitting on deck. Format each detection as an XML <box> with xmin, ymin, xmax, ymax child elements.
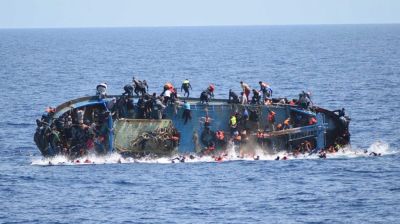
<box><xmin>264</xmin><ymin>98</ymin><xmax>272</xmax><ymax>105</ymax></box>
<box><xmin>283</xmin><ymin>117</ymin><xmax>291</xmax><ymax>129</ymax></box>
<box><xmin>298</xmin><ymin>91</ymin><xmax>313</xmax><ymax>110</ymax></box>
<box><xmin>240</xmin><ymin>92</ymin><xmax>248</xmax><ymax>105</ymax></box>
<box><xmin>181</xmin><ymin>79</ymin><xmax>193</xmax><ymax>98</ymax></box>
<box><xmin>200</xmin><ymin>84</ymin><xmax>214</xmax><ymax>103</ymax></box>
<box><xmin>275</xmin><ymin>123</ymin><xmax>283</xmax><ymax>131</ymax></box>
<box><xmin>228</xmin><ymin>89</ymin><xmax>240</xmax><ymax>104</ymax></box>
<box><xmin>200</xmin><ymin>91</ymin><xmax>209</xmax><ymax>104</ymax></box>
<box><xmin>309</xmin><ymin>116</ymin><xmax>317</xmax><ymax>125</ymax></box>
<box><xmin>207</xmin><ymin>84</ymin><xmax>215</xmax><ymax>98</ymax></box>
<box><xmin>251</xmin><ymin>89</ymin><xmax>261</xmax><ymax>104</ymax></box>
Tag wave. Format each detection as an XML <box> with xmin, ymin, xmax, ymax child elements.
<box><xmin>31</xmin><ymin>141</ymin><xmax>397</xmax><ymax>166</ymax></box>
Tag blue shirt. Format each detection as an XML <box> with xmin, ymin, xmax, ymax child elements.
<box><xmin>184</xmin><ymin>102</ymin><xmax>191</xmax><ymax>110</ymax></box>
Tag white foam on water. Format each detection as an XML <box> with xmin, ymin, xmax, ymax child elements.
<box><xmin>31</xmin><ymin>141</ymin><xmax>398</xmax><ymax>166</ymax></box>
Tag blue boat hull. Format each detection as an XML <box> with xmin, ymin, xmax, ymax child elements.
<box><xmin>34</xmin><ymin>95</ymin><xmax>350</xmax><ymax>158</ymax></box>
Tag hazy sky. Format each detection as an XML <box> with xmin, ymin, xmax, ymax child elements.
<box><xmin>0</xmin><ymin>0</ymin><xmax>399</xmax><ymax>28</ymax></box>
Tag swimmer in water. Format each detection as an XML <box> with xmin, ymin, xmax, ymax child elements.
<box><xmin>369</xmin><ymin>152</ymin><xmax>381</xmax><ymax>156</ymax></box>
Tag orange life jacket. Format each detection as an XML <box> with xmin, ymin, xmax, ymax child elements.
<box><xmin>216</xmin><ymin>131</ymin><xmax>224</xmax><ymax>140</ymax></box>
<box><xmin>284</xmin><ymin>118</ymin><xmax>290</xmax><ymax>126</ymax></box>
<box><xmin>309</xmin><ymin>117</ymin><xmax>317</xmax><ymax>125</ymax></box>
<box><xmin>268</xmin><ymin>112</ymin><xmax>276</xmax><ymax>122</ymax></box>
<box><xmin>164</xmin><ymin>83</ymin><xmax>173</xmax><ymax>90</ymax></box>
<box><xmin>234</xmin><ymin>135</ymin><xmax>242</xmax><ymax>141</ymax></box>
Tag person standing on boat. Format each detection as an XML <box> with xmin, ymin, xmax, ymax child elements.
<box><xmin>152</xmin><ymin>96</ymin><xmax>166</xmax><ymax>119</ymax></box>
<box><xmin>206</xmin><ymin>84</ymin><xmax>215</xmax><ymax>98</ymax></box>
<box><xmin>239</xmin><ymin>92</ymin><xmax>248</xmax><ymax>105</ymax></box>
<box><xmin>181</xmin><ymin>79</ymin><xmax>192</xmax><ymax>98</ymax></box>
<box><xmin>259</xmin><ymin>81</ymin><xmax>273</xmax><ymax>100</ymax></box>
<box><xmin>240</xmin><ymin>81</ymin><xmax>251</xmax><ymax>101</ymax></box>
<box><xmin>96</xmin><ymin>82</ymin><xmax>108</xmax><ymax>99</ymax></box>
<box><xmin>122</xmin><ymin>83</ymin><xmax>134</xmax><ymax>97</ymax></box>
<box><xmin>163</xmin><ymin>87</ymin><xmax>172</xmax><ymax>105</ymax></box>
<box><xmin>142</xmin><ymin>80</ymin><xmax>149</xmax><ymax>93</ymax></box>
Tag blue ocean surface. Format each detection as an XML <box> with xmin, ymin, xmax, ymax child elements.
<box><xmin>0</xmin><ymin>25</ymin><xmax>399</xmax><ymax>223</ymax></box>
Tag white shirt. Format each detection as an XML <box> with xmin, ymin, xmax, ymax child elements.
<box><xmin>165</xmin><ymin>90</ymin><xmax>171</xmax><ymax>97</ymax></box>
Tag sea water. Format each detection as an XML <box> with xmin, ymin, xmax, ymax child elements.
<box><xmin>0</xmin><ymin>25</ymin><xmax>399</xmax><ymax>223</ymax></box>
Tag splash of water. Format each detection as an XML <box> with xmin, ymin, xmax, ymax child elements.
<box><xmin>31</xmin><ymin>141</ymin><xmax>397</xmax><ymax>166</ymax></box>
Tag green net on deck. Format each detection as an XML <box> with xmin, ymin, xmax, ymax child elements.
<box><xmin>113</xmin><ymin>119</ymin><xmax>178</xmax><ymax>155</ymax></box>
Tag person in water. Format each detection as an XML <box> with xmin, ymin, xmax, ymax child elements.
<box><xmin>181</xmin><ymin>79</ymin><xmax>193</xmax><ymax>98</ymax></box>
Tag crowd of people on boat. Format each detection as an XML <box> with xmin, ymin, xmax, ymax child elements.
<box><xmin>36</xmin><ymin>75</ymin><xmax>350</xmax><ymax>159</ymax></box>
<box><xmin>35</xmin><ymin>105</ymin><xmax>112</xmax><ymax>158</ymax></box>
<box><xmin>94</xmin><ymin>76</ymin><xmax>320</xmax><ymax>128</ymax></box>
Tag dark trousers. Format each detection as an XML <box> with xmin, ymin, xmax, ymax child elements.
<box><xmin>182</xmin><ymin>109</ymin><xmax>192</xmax><ymax>124</ymax></box>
